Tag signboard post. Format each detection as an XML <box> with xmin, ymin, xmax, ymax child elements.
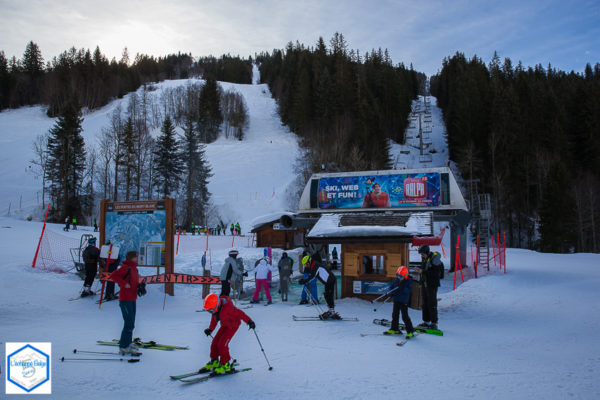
<box><xmin>100</xmin><ymin>198</ymin><xmax>175</xmax><ymax>295</ymax></box>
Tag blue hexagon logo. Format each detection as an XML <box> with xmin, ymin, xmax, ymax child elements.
<box><xmin>7</xmin><ymin>343</ymin><xmax>51</xmax><ymax>393</ymax></box>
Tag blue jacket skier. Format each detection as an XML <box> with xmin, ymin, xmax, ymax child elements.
<box><xmin>384</xmin><ymin>266</ymin><xmax>415</xmax><ymax>338</ymax></box>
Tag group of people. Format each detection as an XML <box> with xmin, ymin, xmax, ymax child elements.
<box><xmin>176</xmin><ymin>222</ymin><xmax>242</xmax><ymax>236</ymax></box>
<box><xmin>63</xmin><ymin>216</ymin><xmax>78</xmax><ymax>231</ymax></box>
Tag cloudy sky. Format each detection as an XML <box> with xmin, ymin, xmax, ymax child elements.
<box><xmin>1</xmin><ymin>0</ymin><xmax>598</xmax><ymax>75</ymax></box>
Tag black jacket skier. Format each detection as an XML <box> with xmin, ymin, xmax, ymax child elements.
<box><xmin>300</xmin><ymin>261</ymin><xmax>338</xmax><ymax>319</ymax></box>
<box><xmin>81</xmin><ymin>237</ymin><xmax>100</xmax><ymax>296</ymax></box>
<box><xmin>415</xmin><ymin>245</ymin><xmax>443</xmax><ymax>329</ymax></box>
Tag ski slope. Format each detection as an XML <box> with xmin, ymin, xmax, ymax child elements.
<box><xmin>1</xmin><ymin>218</ymin><xmax>599</xmax><ymax>399</ymax></box>
<box><xmin>389</xmin><ymin>94</ymin><xmax>449</xmax><ymax>169</ymax></box>
<box><xmin>0</xmin><ymin>64</ymin><xmax>299</xmax><ymax>231</ymax></box>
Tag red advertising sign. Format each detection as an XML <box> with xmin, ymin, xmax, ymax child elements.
<box><xmin>403</xmin><ymin>177</ymin><xmax>428</xmax><ymax>199</ymax></box>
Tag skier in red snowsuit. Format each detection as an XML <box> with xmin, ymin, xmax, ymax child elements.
<box><xmin>202</xmin><ymin>293</ymin><xmax>255</xmax><ymax>374</ymax></box>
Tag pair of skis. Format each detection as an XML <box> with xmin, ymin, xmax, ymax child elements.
<box><xmin>372</xmin><ymin>318</ymin><xmax>444</xmax><ymax>336</ymax></box>
<box><xmin>359</xmin><ymin>332</ymin><xmax>419</xmax><ymax>346</ymax></box>
<box><xmin>97</xmin><ymin>339</ymin><xmax>188</xmax><ymax>351</ymax></box>
<box><xmin>170</xmin><ymin>361</ymin><xmax>252</xmax><ymax>384</ymax></box>
<box><xmin>62</xmin><ymin>348</ymin><xmax>141</xmax><ymax>363</ymax></box>
<box><xmin>292</xmin><ymin>315</ymin><xmax>359</xmax><ymax>322</ymax></box>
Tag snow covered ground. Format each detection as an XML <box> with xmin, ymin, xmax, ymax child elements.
<box><xmin>0</xmin><ymin>64</ymin><xmax>299</xmax><ymax>231</ymax></box>
<box><xmin>389</xmin><ymin>94</ymin><xmax>448</xmax><ymax>170</ymax></box>
<box><xmin>1</xmin><ymin>217</ymin><xmax>599</xmax><ymax>399</ymax></box>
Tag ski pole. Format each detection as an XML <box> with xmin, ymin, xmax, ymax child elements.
<box><xmin>252</xmin><ymin>330</ymin><xmax>273</xmax><ymax>371</ymax></box>
<box><xmin>373</xmin><ymin>296</ymin><xmax>394</xmax><ymax>313</ymax></box>
<box><xmin>73</xmin><ymin>349</ymin><xmax>140</xmax><ymax>356</ymax></box>
<box><xmin>61</xmin><ymin>357</ymin><xmax>139</xmax><ymax>363</ymax></box>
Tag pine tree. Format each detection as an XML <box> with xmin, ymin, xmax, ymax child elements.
<box><xmin>181</xmin><ymin>112</ymin><xmax>212</xmax><ymax>227</ymax></box>
<box><xmin>153</xmin><ymin>116</ymin><xmax>183</xmax><ymax>197</ymax></box>
<box><xmin>120</xmin><ymin>117</ymin><xmax>137</xmax><ymax>200</ymax></box>
<box><xmin>45</xmin><ymin>96</ymin><xmax>86</xmax><ymax>221</ymax></box>
<box><xmin>197</xmin><ymin>77</ymin><xmax>223</xmax><ymax>143</ymax></box>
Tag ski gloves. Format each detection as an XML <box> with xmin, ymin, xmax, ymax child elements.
<box><xmin>137</xmin><ymin>282</ymin><xmax>147</xmax><ymax>297</ymax></box>
<box><xmin>204</xmin><ymin>328</ymin><xmax>213</xmax><ymax>336</ymax></box>
<box><xmin>248</xmin><ymin>320</ymin><xmax>256</xmax><ymax>330</ymax></box>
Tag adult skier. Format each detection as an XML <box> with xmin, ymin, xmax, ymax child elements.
<box><xmin>93</xmin><ymin>218</ymin><xmax>98</xmax><ymax>232</ymax></box>
<box><xmin>300</xmin><ymin>256</ymin><xmax>340</xmax><ymax>319</ymax></box>
<box><xmin>235</xmin><ymin>222</ymin><xmax>241</xmax><ymax>235</ymax></box>
<box><xmin>201</xmin><ymin>251</ymin><xmax>207</xmax><ymax>272</ymax></box>
<box><xmin>299</xmin><ymin>255</ymin><xmax>319</xmax><ymax>305</ymax></box>
<box><xmin>217</xmin><ymin>225</ymin><xmax>221</xmax><ymax>235</ymax></box>
<box><xmin>230</xmin><ymin>223</ymin><xmax>235</xmax><ymax>235</ymax></box>
<box><xmin>277</xmin><ymin>252</ymin><xmax>294</xmax><ymax>301</ymax></box>
<box><xmin>72</xmin><ymin>217</ymin><xmax>77</xmax><ymax>230</ymax></box>
<box><xmin>191</xmin><ymin>222</ymin><xmax>196</xmax><ymax>235</ymax></box>
<box><xmin>104</xmin><ymin>242</ymin><xmax>121</xmax><ymax>301</ymax></box>
<box><xmin>250</xmin><ymin>258</ymin><xmax>277</xmax><ymax>304</ymax></box>
<box><xmin>383</xmin><ymin>266</ymin><xmax>415</xmax><ymax>338</ymax></box>
<box><xmin>64</xmin><ymin>216</ymin><xmax>70</xmax><ymax>232</ymax></box>
<box><xmin>220</xmin><ymin>249</ymin><xmax>247</xmax><ymax>296</ymax></box>
<box><xmin>81</xmin><ymin>237</ymin><xmax>100</xmax><ymax>297</ymax></box>
<box><xmin>110</xmin><ymin>250</ymin><xmax>146</xmax><ymax>355</ymax></box>
<box><xmin>415</xmin><ymin>245</ymin><xmax>443</xmax><ymax>330</ymax></box>
<box><xmin>202</xmin><ymin>293</ymin><xmax>255</xmax><ymax>374</ymax></box>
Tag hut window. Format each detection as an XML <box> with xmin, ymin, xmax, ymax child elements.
<box><xmin>361</xmin><ymin>255</ymin><xmax>385</xmax><ymax>275</ymax></box>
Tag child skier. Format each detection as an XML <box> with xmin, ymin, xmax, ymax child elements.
<box><xmin>299</xmin><ymin>256</ymin><xmax>340</xmax><ymax>320</ymax></box>
<box><xmin>203</xmin><ymin>293</ymin><xmax>255</xmax><ymax>374</ymax></box>
<box><xmin>250</xmin><ymin>258</ymin><xmax>277</xmax><ymax>304</ymax></box>
<box><xmin>383</xmin><ymin>266</ymin><xmax>416</xmax><ymax>338</ymax></box>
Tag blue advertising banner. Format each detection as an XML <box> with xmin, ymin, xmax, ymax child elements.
<box><xmin>317</xmin><ymin>173</ymin><xmax>440</xmax><ymax>209</ymax></box>
<box><xmin>352</xmin><ymin>280</ymin><xmax>390</xmax><ymax>295</ymax></box>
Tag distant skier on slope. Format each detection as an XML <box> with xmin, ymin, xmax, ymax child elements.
<box><xmin>250</xmin><ymin>257</ymin><xmax>277</xmax><ymax>304</ymax></box>
<box><xmin>415</xmin><ymin>245</ymin><xmax>443</xmax><ymax>330</ymax></box>
<box><xmin>202</xmin><ymin>293</ymin><xmax>256</xmax><ymax>374</ymax></box>
<box><xmin>220</xmin><ymin>249</ymin><xmax>247</xmax><ymax>296</ymax></box>
<box><xmin>81</xmin><ymin>237</ymin><xmax>100</xmax><ymax>297</ymax></box>
<box><xmin>230</xmin><ymin>223</ymin><xmax>235</xmax><ymax>235</ymax></box>
<box><xmin>64</xmin><ymin>216</ymin><xmax>70</xmax><ymax>232</ymax></box>
<box><xmin>300</xmin><ymin>255</ymin><xmax>340</xmax><ymax>320</ymax></box>
<box><xmin>383</xmin><ymin>266</ymin><xmax>415</xmax><ymax>338</ymax></box>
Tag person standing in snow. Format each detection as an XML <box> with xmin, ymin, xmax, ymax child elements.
<box><xmin>201</xmin><ymin>251</ymin><xmax>207</xmax><ymax>272</ymax></box>
<box><xmin>110</xmin><ymin>250</ymin><xmax>144</xmax><ymax>355</ymax></box>
<box><xmin>230</xmin><ymin>223</ymin><xmax>235</xmax><ymax>235</ymax></box>
<box><xmin>64</xmin><ymin>216</ymin><xmax>70</xmax><ymax>232</ymax></box>
<box><xmin>93</xmin><ymin>218</ymin><xmax>98</xmax><ymax>232</ymax></box>
<box><xmin>299</xmin><ymin>256</ymin><xmax>340</xmax><ymax>319</ymax></box>
<box><xmin>415</xmin><ymin>245</ymin><xmax>443</xmax><ymax>330</ymax></box>
<box><xmin>217</xmin><ymin>225</ymin><xmax>221</xmax><ymax>235</ymax></box>
<box><xmin>220</xmin><ymin>249</ymin><xmax>247</xmax><ymax>296</ymax></box>
<box><xmin>235</xmin><ymin>222</ymin><xmax>241</xmax><ymax>235</ymax></box>
<box><xmin>299</xmin><ymin>255</ymin><xmax>319</xmax><ymax>305</ymax></box>
<box><xmin>331</xmin><ymin>247</ymin><xmax>339</xmax><ymax>270</ymax></box>
<box><xmin>383</xmin><ymin>266</ymin><xmax>416</xmax><ymax>338</ymax></box>
<box><xmin>278</xmin><ymin>252</ymin><xmax>294</xmax><ymax>302</ymax></box>
<box><xmin>72</xmin><ymin>217</ymin><xmax>77</xmax><ymax>230</ymax></box>
<box><xmin>104</xmin><ymin>249</ymin><xmax>121</xmax><ymax>301</ymax></box>
<box><xmin>81</xmin><ymin>237</ymin><xmax>100</xmax><ymax>296</ymax></box>
<box><xmin>191</xmin><ymin>222</ymin><xmax>196</xmax><ymax>235</ymax></box>
<box><xmin>250</xmin><ymin>258</ymin><xmax>277</xmax><ymax>304</ymax></box>
<box><xmin>202</xmin><ymin>293</ymin><xmax>255</xmax><ymax>374</ymax></box>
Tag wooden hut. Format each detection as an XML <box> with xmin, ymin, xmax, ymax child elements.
<box><xmin>251</xmin><ymin>214</ymin><xmax>305</xmax><ymax>250</ymax></box>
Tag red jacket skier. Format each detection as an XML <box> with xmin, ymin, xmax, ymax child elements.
<box><xmin>202</xmin><ymin>293</ymin><xmax>255</xmax><ymax>374</ymax></box>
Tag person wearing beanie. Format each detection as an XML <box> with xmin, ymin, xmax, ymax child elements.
<box><xmin>81</xmin><ymin>237</ymin><xmax>100</xmax><ymax>297</ymax></box>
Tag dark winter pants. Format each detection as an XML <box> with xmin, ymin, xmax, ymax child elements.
<box><xmin>119</xmin><ymin>301</ymin><xmax>136</xmax><ymax>349</ymax></box>
<box><xmin>220</xmin><ymin>281</ymin><xmax>231</xmax><ymax>297</ymax></box>
<box><xmin>422</xmin><ymin>285</ymin><xmax>438</xmax><ymax>324</ymax></box>
<box><xmin>280</xmin><ymin>275</ymin><xmax>290</xmax><ymax>300</ymax></box>
<box><xmin>391</xmin><ymin>302</ymin><xmax>414</xmax><ymax>333</ymax></box>
<box><xmin>83</xmin><ymin>263</ymin><xmax>97</xmax><ymax>287</ymax></box>
<box><xmin>105</xmin><ymin>261</ymin><xmax>119</xmax><ymax>298</ymax></box>
<box><xmin>324</xmin><ymin>275</ymin><xmax>336</xmax><ymax>309</ymax></box>
<box><xmin>210</xmin><ymin>326</ymin><xmax>238</xmax><ymax>364</ymax></box>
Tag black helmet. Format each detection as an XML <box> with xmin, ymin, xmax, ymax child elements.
<box><xmin>418</xmin><ymin>245</ymin><xmax>430</xmax><ymax>255</ymax></box>
<box><xmin>282</xmin><ymin>252</ymin><xmax>288</xmax><ymax>258</ymax></box>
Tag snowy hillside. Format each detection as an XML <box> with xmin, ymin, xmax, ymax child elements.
<box><xmin>389</xmin><ymin>94</ymin><xmax>449</xmax><ymax>169</ymax></box>
<box><xmin>0</xmin><ymin>64</ymin><xmax>299</xmax><ymax>230</ymax></box>
<box><xmin>1</xmin><ymin>217</ymin><xmax>599</xmax><ymax>399</ymax></box>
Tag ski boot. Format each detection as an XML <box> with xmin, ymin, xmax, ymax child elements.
<box><xmin>250</xmin><ymin>299</ymin><xmax>260</xmax><ymax>304</ymax></box>
<box><xmin>299</xmin><ymin>300</ymin><xmax>309</xmax><ymax>305</ymax></box>
<box><xmin>383</xmin><ymin>329</ymin><xmax>402</xmax><ymax>335</ymax></box>
<box><xmin>202</xmin><ymin>358</ymin><xmax>219</xmax><ymax>372</ymax></box>
<box><xmin>267</xmin><ymin>299</ymin><xmax>273</xmax><ymax>305</ymax></box>
<box><xmin>214</xmin><ymin>361</ymin><xmax>233</xmax><ymax>375</ymax></box>
<box><xmin>406</xmin><ymin>331</ymin><xmax>415</xmax><ymax>339</ymax></box>
<box><xmin>330</xmin><ymin>311</ymin><xmax>342</xmax><ymax>320</ymax></box>
<box><xmin>429</xmin><ymin>322</ymin><xmax>438</xmax><ymax>330</ymax></box>
<box><xmin>319</xmin><ymin>311</ymin><xmax>333</xmax><ymax>320</ymax></box>
<box><xmin>416</xmin><ymin>321</ymin><xmax>431</xmax><ymax>329</ymax></box>
<box><xmin>119</xmin><ymin>344</ymin><xmax>139</xmax><ymax>355</ymax></box>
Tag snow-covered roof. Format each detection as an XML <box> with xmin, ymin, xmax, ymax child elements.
<box><xmin>307</xmin><ymin>212</ymin><xmax>433</xmax><ymax>240</ymax></box>
<box><xmin>250</xmin><ymin>211</ymin><xmax>295</xmax><ymax>231</ymax></box>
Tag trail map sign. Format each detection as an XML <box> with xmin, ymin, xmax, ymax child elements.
<box><xmin>100</xmin><ymin>199</ymin><xmax>175</xmax><ymax>295</ymax></box>
<box><xmin>317</xmin><ymin>172</ymin><xmax>441</xmax><ymax>210</ymax></box>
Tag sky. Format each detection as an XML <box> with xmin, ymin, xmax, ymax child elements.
<box><xmin>0</xmin><ymin>0</ymin><xmax>598</xmax><ymax>76</ymax></box>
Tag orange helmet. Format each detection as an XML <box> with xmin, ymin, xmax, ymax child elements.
<box><xmin>396</xmin><ymin>266</ymin><xmax>409</xmax><ymax>279</ymax></box>
<box><xmin>203</xmin><ymin>293</ymin><xmax>221</xmax><ymax>313</ymax></box>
